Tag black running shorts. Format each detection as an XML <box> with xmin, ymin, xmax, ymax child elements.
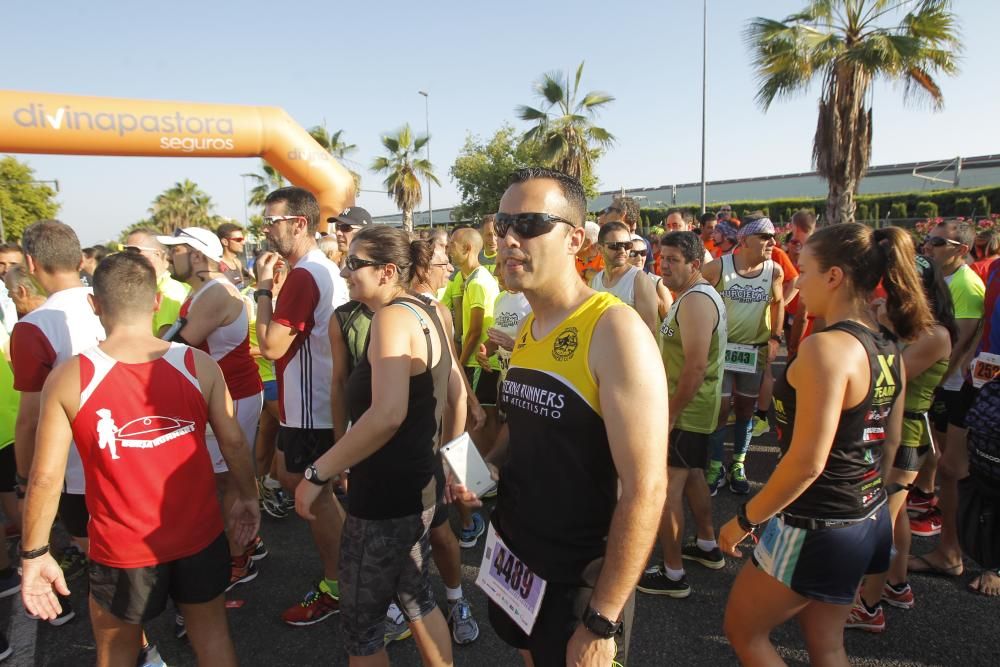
<box><xmin>668</xmin><ymin>429</ymin><xmax>710</xmax><ymax>470</ymax></box>
<box><xmin>464</xmin><ymin>366</ymin><xmax>499</xmax><ymax>407</ymax></box>
<box><xmin>276</xmin><ymin>426</ymin><xmax>335</xmax><ymax>474</ymax></box>
<box><xmin>89</xmin><ymin>532</ymin><xmax>229</xmax><ymax>624</ymax></box>
<box><xmin>0</xmin><ymin>446</ymin><xmax>15</xmax><ymax>493</ymax></box>
<box><xmin>931</xmin><ymin>383</ymin><xmax>978</xmax><ymax>432</ymax></box>
<box><xmin>58</xmin><ymin>493</ymin><xmax>89</xmax><ymax>539</ymax></box>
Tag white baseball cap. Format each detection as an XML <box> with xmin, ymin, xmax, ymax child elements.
<box><xmin>157</xmin><ymin>227</ymin><xmax>225</xmax><ymax>262</ymax></box>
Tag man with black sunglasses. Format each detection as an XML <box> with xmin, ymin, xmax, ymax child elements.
<box><xmin>328</xmin><ymin>206</ymin><xmax>372</xmax><ymax>255</ymax></box>
<box><xmin>591</xmin><ymin>222</ymin><xmax>659</xmax><ymax>336</ymax></box>
<box><xmin>452</xmin><ymin>168</ymin><xmax>668</xmax><ymax>666</ymax></box>
<box><xmin>216</xmin><ymin>222</ymin><xmax>252</xmax><ymax>290</ymax></box>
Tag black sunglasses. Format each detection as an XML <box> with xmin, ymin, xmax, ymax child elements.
<box><xmin>602</xmin><ymin>241</ymin><xmax>633</xmax><ymax>252</ymax></box>
<box><xmin>629</xmin><ymin>249</ymin><xmax>648</xmax><ymax>258</ymax></box>
<box><xmin>344</xmin><ymin>255</ymin><xmax>384</xmax><ymax>271</ymax></box>
<box><xmin>495</xmin><ymin>212</ymin><xmax>575</xmax><ymax>239</ymax></box>
<box><xmin>925</xmin><ymin>236</ymin><xmax>960</xmax><ymax>248</ymax></box>
<box><xmin>336</xmin><ymin>223</ymin><xmax>360</xmax><ymax>234</ymax></box>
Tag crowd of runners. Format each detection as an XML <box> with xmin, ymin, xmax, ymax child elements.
<box><xmin>0</xmin><ymin>167</ymin><xmax>996</xmax><ymax>666</ymax></box>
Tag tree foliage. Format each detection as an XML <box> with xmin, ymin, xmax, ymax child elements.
<box><xmin>371</xmin><ymin>124</ymin><xmax>440</xmax><ymax>232</ymax></box>
<box><xmin>242</xmin><ymin>161</ymin><xmax>287</xmax><ymax>209</ymax></box>
<box><xmin>309</xmin><ymin>125</ymin><xmax>361</xmax><ymax>196</ymax></box>
<box><xmin>0</xmin><ymin>156</ymin><xmax>60</xmax><ymax>241</ymax></box>
<box><xmin>516</xmin><ymin>61</ymin><xmax>614</xmax><ymax>187</ymax></box>
<box><xmin>746</xmin><ymin>0</ymin><xmax>961</xmax><ymax>224</ymax></box>
<box><xmin>120</xmin><ymin>179</ymin><xmax>222</xmax><ymax>240</ymax></box>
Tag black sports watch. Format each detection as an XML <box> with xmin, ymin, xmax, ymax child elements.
<box><xmin>304</xmin><ymin>464</ymin><xmax>328</xmax><ymax>486</ymax></box>
<box><xmin>254</xmin><ymin>289</ymin><xmax>273</xmax><ymax>301</ymax></box>
<box><xmin>581</xmin><ymin>605</ymin><xmax>622</xmax><ymax>639</ymax></box>
<box><xmin>736</xmin><ymin>502</ymin><xmax>760</xmax><ymax>535</ymax></box>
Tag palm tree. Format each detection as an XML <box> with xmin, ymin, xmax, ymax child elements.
<box><xmin>371</xmin><ymin>124</ymin><xmax>440</xmax><ymax>232</ymax></box>
<box><xmin>310</xmin><ymin>125</ymin><xmax>362</xmax><ymax>195</ymax></box>
<box><xmin>516</xmin><ymin>61</ymin><xmax>615</xmax><ymax>184</ymax></box>
<box><xmin>242</xmin><ymin>161</ymin><xmax>287</xmax><ymax>208</ymax></box>
<box><xmin>149</xmin><ymin>179</ymin><xmax>215</xmax><ymax>233</ymax></box>
<box><xmin>746</xmin><ymin>0</ymin><xmax>960</xmax><ymax>224</ymax></box>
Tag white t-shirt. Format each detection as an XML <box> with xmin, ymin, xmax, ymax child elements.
<box><xmin>492</xmin><ymin>291</ymin><xmax>531</xmax><ymax>380</ymax></box>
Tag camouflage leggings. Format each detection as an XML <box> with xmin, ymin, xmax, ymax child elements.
<box><xmin>339</xmin><ymin>506</ymin><xmax>438</xmax><ymax>656</ymax></box>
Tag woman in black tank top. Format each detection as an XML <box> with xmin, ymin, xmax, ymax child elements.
<box><xmin>719</xmin><ymin>224</ymin><xmax>934</xmax><ymax>666</ymax></box>
<box><xmin>294</xmin><ymin>227</ymin><xmax>464</xmax><ymax>665</ymax></box>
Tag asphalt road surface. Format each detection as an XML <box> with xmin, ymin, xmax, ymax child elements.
<box><xmin>6</xmin><ymin>405</ymin><xmax>999</xmax><ymax>665</ymax></box>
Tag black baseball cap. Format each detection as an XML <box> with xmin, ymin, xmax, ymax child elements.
<box><xmin>328</xmin><ymin>207</ymin><xmax>373</xmax><ymax>228</ymax></box>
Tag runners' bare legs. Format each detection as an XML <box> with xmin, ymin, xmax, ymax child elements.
<box><xmin>911</xmin><ymin>426</ymin><xmax>967</xmax><ymax>574</ymax></box>
<box><xmin>430</xmin><ymin>522</ymin><xmax>462</xmax><ymax>590</ymax></box>
<box><xmin>661</xmin><ymin>467</ymin><xmax>689</xmax><ymax>571</ymax></box>
<box><xmin>685</xmin><ymin>470</ymin><xmax>716</xmax><ymax>542</ymax></box>
<box><xmin>724</xmin><ymin>562</ymin><xmax>809</xmax><ymax>665</ymax></box>
<box><xmin>797</xmin><ymin>599</ymin><xmax>853</xmax><ymax>667</ymax></box>
<box><xmin>89</xmin><ymin>596</ymin><xmax>145</xmax><ymax>667</ymax></box>
<box><xmin>860</xmin><ymin>468</ymin><xmax>916</xmax><ymax>606</ymax></box>
<box><xmin>408</xmin><ymin>608</ymin><xmax>454</xmax><ymax>667</ymax></box>
<box><xmin>178</xmin><ymin>595</ymin><xmax>238</xmax><ymax>667</ymax></box>
<box><xmin>278</xmin><ymin>450</ymin><xmax>343</xmax><ymax>581</ymax></box>
<box><xmin>254</xmin><ymin>401</ymin><xmax>280</xmax><ymax>478</ymax></box>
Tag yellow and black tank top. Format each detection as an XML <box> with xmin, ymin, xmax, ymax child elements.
<box><xmin>495</xmin><ymin>292</ymin><xmax>620</xmax><ymax>584</ymax></box>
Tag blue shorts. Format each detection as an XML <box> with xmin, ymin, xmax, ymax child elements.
<box><xmin>263</xmin><ymin>379</ymin><xmax>278</xmax><ymax>403</ymax></box>
<box><xmin>752</xmin><ymin>503</ymin><xmax>891</xmax><ymax>605</ymax></box>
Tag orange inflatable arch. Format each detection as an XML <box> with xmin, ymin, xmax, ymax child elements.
<box><xmin>0</xmin><ymin>90</ymin><xmax>355</xmax><ymax>233</ymax></box>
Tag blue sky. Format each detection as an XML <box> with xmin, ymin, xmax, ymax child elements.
<box><xmin>4</xmin><ymin>0</ymin><xmax>997</xmax><ymax>244</ymax></box>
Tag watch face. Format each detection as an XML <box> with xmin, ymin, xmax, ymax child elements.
<box><xmin>305</xmin><ymin>466</ymin><xmax>314</xmax><ymax>480</ymax></box>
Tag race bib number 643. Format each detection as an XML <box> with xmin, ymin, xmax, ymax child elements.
<box><xmin>476</xmin><ymin>523</ymin><xmax>547</xmax><ymax>635</ymax></box>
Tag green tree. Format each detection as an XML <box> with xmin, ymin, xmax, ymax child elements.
<box><xmin>516</xmin><ymin>61</ymin><xmax>615</xmax><ymax>185</ymax></box>
<box><xmin>148</xmin><ymin>179</ymin><xmax>216</xmax><ymax>234</ymax></box>
<box><xmin>242</xmin><ymin>161</ymin><xmax>287</xmax><ymax>209</ymax></box>
<box><xmin>449</xmin><ymin>125</ymin><xmax>553</xmax><ymax>222</ymax></box>
<box><xmin>371</xmin><ymin>124</ymin><xmax>440</xmax><ymax>232</ymax></box>
<box><xmin>746</xmin><ymin>0</ymin><xmax>960</xmax><ymax>224</ymax></box>
<box><xmin>0</xmin><ymin>156</ymin><xmax>59</xmax><ymax>241</ymax></box>
<box><xmin>309</xmin><ymin>125</ymin><xmax>361</xmax><ymax>196</ymax></box>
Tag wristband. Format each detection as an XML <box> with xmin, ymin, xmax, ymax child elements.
<box><xmin>15</xmin><ymin>473</ymin><xmax>28</xmax><ymax>488</ymax></box>
<box><xmin>736</xmin><ymin>502</ymin><xmax>760</xmax><ymax>534</ymax></box>
<box><xmin>254</xmin><ymin>289</ymin><xmax>273</xmax><ymax>301</ymax></box>
<box><xmin>770</xmin><ymin>335</ymin><xmax>782</xmax><ymax>343</ymax></box>
<box><xmin>20</xmin><ymin>544</ymin><xmax>50</xmax><ymax>560</ymax></box>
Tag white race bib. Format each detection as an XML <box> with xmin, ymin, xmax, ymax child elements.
<box><xmin>476</xmin><ymin>523</ymin><xmax>547</xmax><ymax>635</ymax></box>
<box><xmin>971</xmin><ymin>352</ymin><xmax>1000</xmax><ymax>389</ymax></box>
<box><xmin>724</xmin><ymin>343</ymin><xmax>759</xmax><ymax>374</ymax></box>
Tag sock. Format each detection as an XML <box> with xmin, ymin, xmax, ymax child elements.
<box><xmin>755</xmin><ymin>408</ymin><xmax>768</xmax><ymax>421</ymax></box>
<box><xmin>445</xmin><ymin>585</ymin><xmax>463</xmax><ymax>602</ymax></box>
<box><xmin>887</xmin><ymin>581</ymin><xmax>908</xmax><ymax>592</ymax></box>
<box><xmin>663</xmin><ymin>565</ymin><xmax>685</xmax><ymax>581</ymax></box>
<box><xmin>319</xmin><ymin>578</ymin><xmax>340</xmax><ymax>598</ymax></box>
<box><xmin>862</xmin><ymin>599</ymin><xmax>880</xmax><ymax>614</ymax></box>
<box><xmin>708</xmin><ymin>428</ymin><xmax>726</xmax><ymax>468</ymax></box>
<box><xmin>263</xmin><ymin>475</ymin><xmax>281</xmax><ymax>490</ymax></box>
<box><xmin>697</xmin><ymin>538</ymin><xmax>718</xmax><ymax>552</ymax></box>
<box><xmin>733</xmin><ymin>418</ymin><xmax>752</xmax><ymax>460</ymax></box>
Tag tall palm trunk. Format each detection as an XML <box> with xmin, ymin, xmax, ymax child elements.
<box><xmin>402</xmin><ymin>207</ymin><xmax>414</xmax><ymax>233</ymax></box>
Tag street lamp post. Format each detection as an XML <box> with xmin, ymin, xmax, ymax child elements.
<box><xmin>700</xmin><ymin>0</ymin><xmax>708</xmax><ymax>214</ymax></box>
<box><xmin>418</xmin><ymin>90</ymin><xmax>432</xmax><ymax>228</ymax></box>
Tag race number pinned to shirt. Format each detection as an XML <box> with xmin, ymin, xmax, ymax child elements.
<box><xmin>724</xmin><ymin>343</ymin><xmax>759</xmax><ymax>375</ymax></box>
<box><xmin>971</xmin><ymin>352</ymin><xmax>1000</xmax><ymax>389</ymax></box>
<box><xmin>476</xmin><ymin>523</ymin><xmax>547</xmax><ymax>635</ymax></box>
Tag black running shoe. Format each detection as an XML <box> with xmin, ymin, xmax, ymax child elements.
<box><xmin>681</xmin><ymin>543</ymin><xmax>725</xmax><ymax>570</ymax></box>
<box><xmin>636</xmin><ymin>565</ymin><xmax>691</xmax><ymax>598</ymax></box>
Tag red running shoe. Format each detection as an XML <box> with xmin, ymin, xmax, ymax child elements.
<box><xmin>846</xmin><ymin>601</ymin><xmax>885</xmax><ymax>633</ymax></box>
<box><xmin>282</xmin><ymin>586</ymin><xmax>340</xmax><ymax>626</ymax></box>
<box><xmin>910</xmin><ymin>507</ymin><xmax>943</xmax><ymax>537</ymax></box>
<box><xmin>881</xmin><ymin>582</ymin><xmax>915</xmax><ymax>610</ymax></box>
<box><xmin>906</xmin><ymin>488</ymin><xmax>937</xmax><ymax>514</ymax></box>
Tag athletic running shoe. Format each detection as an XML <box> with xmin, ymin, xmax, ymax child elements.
<box><xmin>258</xmin><ymin>479</ymin><xmax>287</xmax><ymax>519</ymax></box>
<box><xmin>751</xmin><ymin>415</ymin><xmax>770</xmax><ymax>437</ymax></box>
<box><xmin>136</xmin><ymin>642</ymin><xmax>167</xmax><ymax>667</ymax></box>
<box><xmin>282</xmin><ymin>586</ymin><xmax>340</xmax><ymax>626</ymax></box>
<box><xmin>384</xmin><ymin>612</ymin><xmax>412</xmax><ymax>645</ymax></box>
<box><xmin>447</xmin><ymin>598</ymin><xmax>480</xmax><ymax>645</ymax></box>
<box><xmin>845</xmin><ymin>601</ymin><xmax>885</xmax><ymax>633</ymax></box>
<box><xmin>173</xmin><ymin>613</ymin><xmax>187</xmax><ymax>640</ymax></box>
<box><xmin>245</xmin><ymin>536</ymin><xmax>268</xmax><ymax>562</ymax></box>
<box><xmin>279</xmin><ymin>489</ymin><xmax>295</xmax><ymax>512</ymax></box>
<box><xmin>226</xmin><ymin>557</ymin><xmax>258</xmax><ymax>592</ymax></box>
<box><xmin>459</xmin><ymin>513</ymin><xmax>486</xmax><ymax>549</ymax></box>
<box><xmin>0</xmin><ymin>630</ymin><xmax>11</xmax><ymax>662</ymax></box>
<box><xmin>0</xmin><ymin>570</ymin><xmax>21</xmax><ymax>598</ymax></box>
<box><xmin>706</xmin><ymin>467</ymin><xmax>726</xmax><ymax>497</ymax></box>
<box><xmin>681</xmin><ymin>543</ymin><xmax>725</xmax><ymax>570</ymax></box>
<box><xmin>729</xmin><ymin>464</ymin><xmax>750</xmax><ymax>495</ymax></box>
<box><xmin>910</xmin><ymin>507</ymin><xmax>942</xmax><ymax>537</ymax></box>
<box><xmin>636</xmin><ymin>565</ymin><xmax>691</xmax><ymax>598</ymax></box>
<box><xmin>906</xmin><ymin>488</ymin><xmax>937</xmax><ymax>514</ymax></box>
<box><xmin>58</xmin><ymin>545</ymin><xmax>88</xmax><ymax>582</ymax></box>
<box><xmin>881</xmin><ymin>582</ymin><xmax>915</xmax><ymax>610</ymax></box>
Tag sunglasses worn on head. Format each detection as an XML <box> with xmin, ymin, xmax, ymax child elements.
<box><xmin>345</xmin><ymin>255</ymin><xmax>384</xmax><ymax>271</ymax></box>
<box><xmin>925</xmin><ymin>236</ymin><xmax>961</xmax><ymax>247</ymax></box>
<box><xmin>603</xmin><ymin>241</ymin><xmax>633</xmax><ymax>252</ymax></box>
<box><xmin>124</xmin><ymin>245</ymin><xmax>161</xmax><ymax>255</ymax></box>
<box><xmin>494</xmin><ymin>212</ymin><xmax>575</xmax><ymax>239</ymax></box>
<box><xmin>629</xmin><ymin>249</ymin><xmax>648</xmax><ymax>258</ymax></box>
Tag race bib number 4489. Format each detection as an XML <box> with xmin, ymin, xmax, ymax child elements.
<box><xmin>476</xmin><ymin>524</ymin><xmax>547</xmax><ymax>635</ymax></box>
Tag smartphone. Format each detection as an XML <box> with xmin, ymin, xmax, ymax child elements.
<box><xmin>441</xmin><ymin>432</ymin><xmax>496</xmax><ymax>498</ymax></box>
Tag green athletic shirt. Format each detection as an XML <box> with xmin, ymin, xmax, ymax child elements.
<box><xmin>154</xmin><ymin>273</ymin><xmax>191</xmax><ymax>335</ymax></box>
<box><xmin>461</xmin><ymin>266</ymin><xmax>500</xmax><ymax>370</ymax></box>
<box><xmin>901</xmin><ymin>354</ymin><xmax>949</xmax><ymax>447</ymax></box>
<box><xmin>941</xmin><ymin>264</ymin><xmax>985</xmax><ymax>390</ymax></box>
<box><xmin>242</xmin><ymin>286</ymin><xmax>276</xmax><ymax>384</ymax></box>
<box><xmin>478</xmin><ymin>248</ymin><xmax>498</xmax><ymax>275</ymax></box>
<box><xmin>716</xmin><ymin>253</ymin><xmax>775</xmax><ymax>345</ymax></box>
<box><xmin>0</xmin><ymin>338</ymin><xmax>17</xmax><ymax>449</ymax></box>
<box><xmin>438</xmin><ymin>270</ymin><xmax>463</xmax><ymax>309</ymax></box>
<box><xmin>659</xmin><ymin>283</ymin><xmax>728</xmax><ymax>434</ymax></box>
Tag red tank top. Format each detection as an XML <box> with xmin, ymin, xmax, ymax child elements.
<box><xmin>178</xmin><ymin>278</ymin><xmax>262</xmax><ymax>400</ymax></box>
<box><xmin>71</xmin><ymin>344</ymin><xmax>223</xmax><ymax>567</ymax></box>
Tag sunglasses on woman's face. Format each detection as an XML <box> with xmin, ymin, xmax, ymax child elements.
<box><xmin>925</xmin><ymin>236</ymin><xmax>961</xmax><ymax>248</ymax></box>
<box><xmin>629</xmin><ymin>249</ymin><xmax>648</xmax><ymax>258</ymax></box>
<box><xmin>344</xmin><ymin>255</ymin><xmax>384</xmax><ymax>271</ymax></box>
<box><xmin>494</xmin><ymin>212</ymin><xmax>575</xmax><ymax>239</ymax></box>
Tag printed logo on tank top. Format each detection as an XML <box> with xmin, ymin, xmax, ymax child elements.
<box><xmin>501</xmin><ymin>378</ymin><xmax>567</xmax><ymax>420</ymax></box>
<box><xmin>94</xmin><ymin>408</ymin><xmax>196</xmax><ymax>460</ymax></box>
<box><xmin>552</xmin><ymin>327</ymin><xmax>578</xmax><ymax>361</ymax></box>
<box><xmin>864</xmin><ymin>353</ymin><xmax>898</xmax><ymax>443</ymax></box>
<box><xmin>719</xmin><ymin>284</ymin><xmax>770</xmax><ymax>303</ymax></box>
<box><xmin>659</xmin><ymin>319</ymin><xmax>675</xmax><ymax>337</ymax></box>
<box><xmin>495</xmin><ymin>311</ymin><xmax>521</xmax><ymax>328</ymax></box>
